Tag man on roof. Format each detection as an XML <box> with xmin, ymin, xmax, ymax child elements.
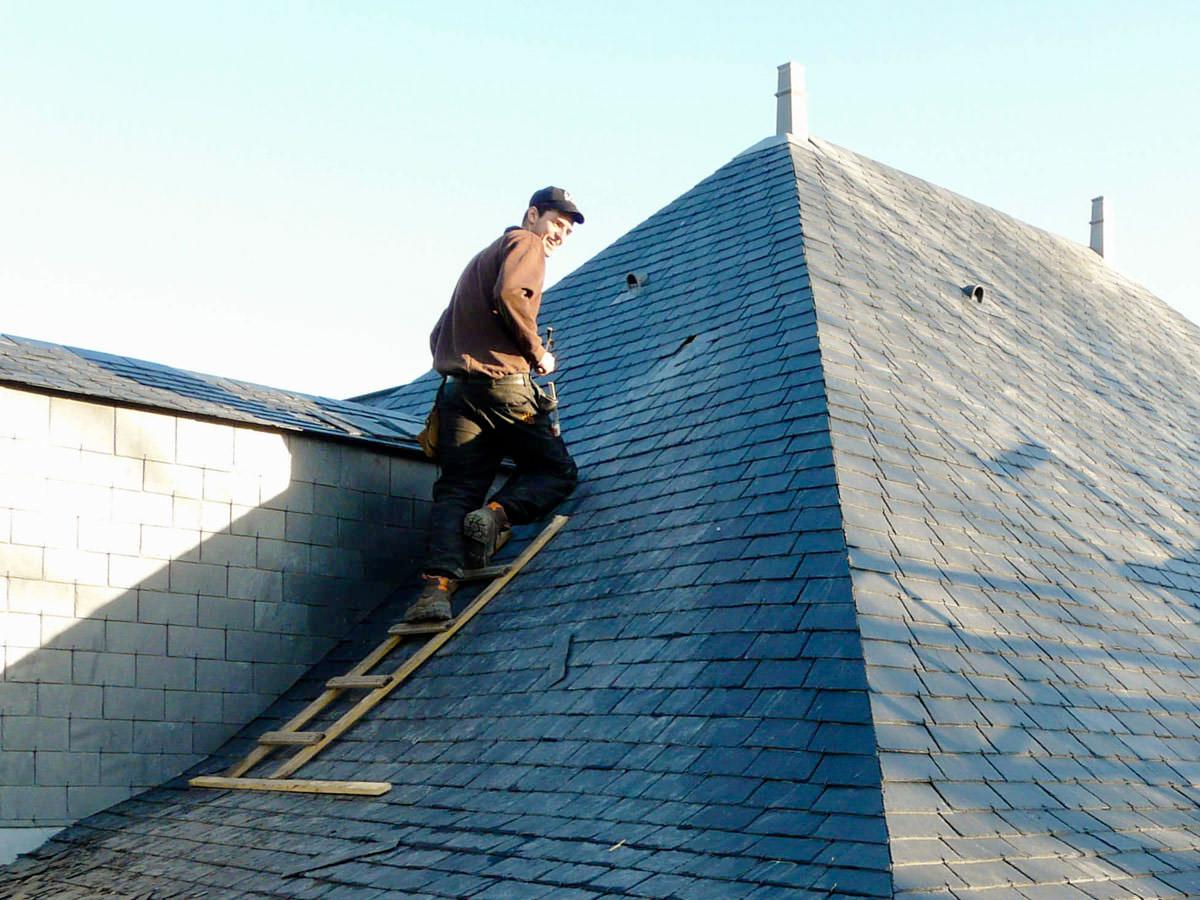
<box><xmin>403</xmin><ymin>187</ymin><xmax>583</xmax><ymax>623</ymax></box>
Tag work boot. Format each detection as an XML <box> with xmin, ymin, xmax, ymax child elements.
<box><xmin>403</xmin><ymin>574</ymin><xmax>457</xmax><ymax>623</ymax></box>
<box><xmin>463</xmin><ymin>501</ymin><xmax>511</xmax><ymax>570</ymax></box>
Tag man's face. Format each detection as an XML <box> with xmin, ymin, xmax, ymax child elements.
<box><xmin>526</xmin><ymin>208</ymin><xmax>575</xmax><ymax>257</ymax></box>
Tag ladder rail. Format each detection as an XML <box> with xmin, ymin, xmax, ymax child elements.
<box><xmin>209</xmin><ymin>515</ymin><xmax>568</xmax><ymax>786</ymax></box>
<box><xmin>269</xmin><ymin>515</ymin><xmax>568</xmax><ymax>779</ymax></box>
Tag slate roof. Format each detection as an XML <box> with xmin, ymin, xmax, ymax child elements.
<box><xmin>5</xmin><ymin>134</ymin><xmax>1200</xmax><ymax>899</ymax></box>
<box><xmin>0</xmin><ymin>333</ymin><xmax>423</xmax><ymax>450</ymax></box>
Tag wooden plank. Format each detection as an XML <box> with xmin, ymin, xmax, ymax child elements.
<box><xmin>258</xmin><ymin>731</ymin><xmax>323</xmax><ymax>746</ymax></box>
<box><xmin>189</xmin><ymin>776</ymin><xmax>390</xmax><ymax>796</ymax></box>
<box><xmin>223</xmin><ymin>633</ymin><xmax>404</xmax><ymax>778</ymax></box>
<box><xmin>387</xmin><ymin>621</ymin><xmax>451</xmax><ymax>637</ymax></box>
<box><xmin>326</xmin><ymin>675</ymin><xmax>392</xmax><ymax>690</ymax></box>
<box><xmin>459</xmin><ymin>564</ymin><xmax>509</xmax><ymax>582</ymax></box>
<box><xmin>269</xmin><ymin>515</ymin><xmax>568</xmax><ymax>779</ymax></box>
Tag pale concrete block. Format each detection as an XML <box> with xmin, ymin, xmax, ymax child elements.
<box><xmin>288</xmin><ymin>437</ymin><xmax>340</xmax><ymax>486</ymax></box>
<box><xmin>77</xmin><ymin>519</ymin><xmax>139</xmax><ymax>556</ymax></box>
<box><xmin>43</xmin><ymin>446</ymin><xmax>83</xmax><ymax>484</ymax></box>
<box><xmin>68</xmin><ymin>717</ymin><xmax>132</xmax><ymax>752</ymax></box>
<box><xmin>135</xmin><ymin>655</ymin><xmax>195</xmax><ymax>691</ymax></box>
<box><xmin>253</xmin><ymin>600</ymin><xmax>309</xmax><ymax>635</ymax></box>
<box><xmin>40</xmin><ymin>616</ymin><xmax>104</xmax><ymax>652</ymax></box>
<box><xmin>167</xmin><ymin>625</ymin><xmax>225</xmax><ymax>660</ymax></box>
<box><xmin>198</xmin><ymin>532</ymin><xmax>256</xmax><ymax>568</ymax></box>
<box><xmin>314</xmin><ymin>484</ymin><xmax>364</xmax><ymax>520</ymax></box>
<box><xmin>262</xmin><ymin>480</ymin><xmax>314</xmax><ymax>514</ymax></box>
<box><xmin>45</xmin><ymin>481</ymin><xmax>111</xmax><ymax>520</ymax></box>
<box><xmin>197</xmin><ymin>596</ymin><xmax>253</xmax><ymax>630</ymax></box>
<box><xmin>229</xmin><ymin>506</ymin><xmax>285</xmax><ymax>540</ymax></box>
<box><xmin>12</xmin><ymin>511</ymin><xmax>77</xmax><ymax>550</ymax></box>
<box><xmin>75</xmin><ymin>584</ymin><xmax>136</xmax><ymax>620</ymax></box>
<box><xmin>311</xmin><ymin>546</ymin><xmax>363</xmax><ymax>580</ymax></box>
<box><xmin>227</xmin><ymin>567</ymin><xmax>282</xmax><ymax>603</ymax></box>
<box><xmin>0</xmin><ymin>544</ymin><xmax>44</xmax><ymax>579</ymax></box>
<box><xmin>0</xmin><ymin>681</ymin><xmax>37</xmax><ymax>716</ymax></box>
<box><xmin>0</xmin><ymin>507</ymin><xmax>10</xmax><ymax>543</ymax></box>
<box><xmin>43</xmin><ymin>548</ymin><xmax>109</xmax><ymax>587</ymax></box>
<box><xmin>227</xmin><ymin>471</ymin><xmax>262</xmax><ymax>507</ymax></box>
<box><xmin>199</xmin><ymin>500</ymin><xmax>232</xmax><ymax>532</ymax></box>
<box><xmin>2</xmin><ymin>612</ymin><xmax>44</xmax><ymax>649</ymax></box>
<box><xmin>72</xmin><ymin>651</ymin><xmax>135</xmax><ymax>687</ymax></box>
<box><xmin>225</xmin><ymin>629</ymin><xmax>281</xmax><ymax>662</ymax></box>
<box><xmin>49</xmin><ymin>397</ymin><xmax>113</xmax><ymax>453</ymax></box>
<box><xmin>168</xmin><ymin>560</ymin><xmax>227</xmax><ymax>596</ymax></box>
<box><xmin>104</xmin><ymin>620</ymin><xmax>166</xmax><ymax>656</ymax></box>
<box><xmin>115</xmin><ymin>407</ymin><xmax>176</xmax><ymax>463</ymax></box>
<box><xmin>0</xmin><ymin>470</ymin><xmax>47</xmax><ymax>512</ymax></box>
<box><xmin>339</xmin><ymin>446</ymin><xmax>390</xmax><ymax>494</ymax></box>
<box><xmin>234</xmin><ymin>428</ymin><xmax>291</xmax><ymax>474</ymax></box>
<box><xmin>139</xmin><ymin>524</ymin><xmax>202</xmax><ymax>561</ymax></box>
<box><xmin>112</xmin><ymin>488</ymin><xmax>173</xmax><ymax>527</ymax></box>
<box><xmin>202</xmin><ymin>469</ymin><xmax>233</xmax><ymax>503</ymax></box>
<box><xmin>8</xmin><ymin>578</ymin><xmax>73</xmax><ymax>616</ymax></box>
<box><xmin>1</xmin><ymin>716</ymin><xmax>69</xmax><ymax>750</ymax></box>
<box><xmin>196</xmin><ymin>658</ymin><xmax>252</xmax><ymax>693</ymax></box>
<box><xmin>5</xmin><ymin>647</ymin><xmax>72</xmax><ymax>684</ymax></box>
<box><xmin>255</xmin><ymin>538</ymin><xmax>309</xmax><ymax>573</ymax></box>
<box><xmin>284</xmin><ymin>511</ymin><xmax>313</xmax><ymax>543</ymax></box>
<box><xmin>35</xmin><ymin>750</ymin><xmax>99</xmax><ymax>786</ymax></box>
<box><xmin>136</xmin><ymin>590</ymin><xmax>198</xmax><ymax>627</ymax></box>
<box><xmin>102</xmin><ymin>685</ymin><xmax>165</xmax><ymax>719</ymax></box>
<box><xmin>108</xmin><ymin>554</ymin><xmax>168</xmax><ymax>590</ymax></box>
<box><xmin>132</xmin><ymin>720</ymin><xmax>194</xmax><ymax>755</ymax></box>
<box><xmin>3</xmin><ymin>785</ymin><xmax>68</xmax><ymax>822</ymax></box>
<box><xmin>0</xmin><ymin>749</ymin><xmax>35</xmax><ymax>784</ymax></box>
<box><xmin>165</xmin><ymin>689</ymin><xmax>223</xmax><ymax>724</ymax></box>
<box><xmin>176</xmin><ymin>419</ymin><xmax>234</xmax><ymax>470</ymax></box>
<box><xmin>390</xmin><ymin>456</ymin><xmax>437</xmax><ymax>497</ymax></box>
<box><xmin>309</xmin><ymin>514</ymin><xmax>339</xmax><ymax>547</ymax></box>
<box><xmin>67</xmin><ymin>786</ymin><xmax>129</xmax><ymax>819</ymax></box>
<box><xmin>0</xmin><ymin>386</ymin><xmax>50</xmax><ymax>440</ymax></box>
<box><xmin>143</xmin><ymin>460</ymin><xmax>203</xmax><ymax>498</ymax></box>
<box><xmin>37</xmin><ymin>683</ymin><xmax>103</xmax><ymax>719</ymax></box>
<box><xmin>79</xmin><ymin>451</ymin><xmax>143</xmax><ymax>491</ymax></box>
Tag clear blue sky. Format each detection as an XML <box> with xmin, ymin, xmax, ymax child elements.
<box><xmin>2</xmin><ymin>1</ymin><xmax>1197</xmax><ymax>398</ymax></box>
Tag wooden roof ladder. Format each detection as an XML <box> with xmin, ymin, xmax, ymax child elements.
<box><xmin>189</xmin><ymin>515</ymin><xmax>568</xmax><ymax>797</ymax></box>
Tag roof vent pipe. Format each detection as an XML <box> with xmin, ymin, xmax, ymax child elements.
<box><xmin>962</xmin><ymin>284</ymin><xmax>985</xmax><ymax>303</ymax></box>
<box><xmin>776</xmin><ymin>62</ymin><xmax>809</xmax><ymax>141</ymax></box>
<box><xmin>1089</xmin><ymin>196</ymin><xmax>1108</xmax><ymax>258</ymax></box>
<box><xmin>626</xmin><ymin>271</ymin><xmax>649</xmax><ymax>290</ymax></box>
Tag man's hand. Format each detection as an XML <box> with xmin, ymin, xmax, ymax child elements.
<box><xmin>536</xmin><ymin>350</ymin><xmax>556</xmax><ymax>375</ymax></box>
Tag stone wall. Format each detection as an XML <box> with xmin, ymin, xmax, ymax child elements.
<box><xmin>0</xmin><ymin>385</ymin><xmax>434</xmax><ymax>831</ymax></box>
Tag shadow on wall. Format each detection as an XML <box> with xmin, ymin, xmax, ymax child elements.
<box><xmin>0</xmin><ymin>390</ymin><xmax>433</xmax><ymax>833</ymax></box>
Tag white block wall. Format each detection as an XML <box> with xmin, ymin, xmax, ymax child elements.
<box><xmin>0</xmin><ymin>386</ymin><xmax>434</xmax><ymax>829</ymax></box>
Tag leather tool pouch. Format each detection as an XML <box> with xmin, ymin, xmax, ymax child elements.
<box><xmin>533</xmin><ymin>381</ymin><xmax>558</xmax><ymax>413</ymax></box>
<box><xmin>417</xmin><ymin>378</ymin><xmax>446</xmax><ymax>460</ymax></box>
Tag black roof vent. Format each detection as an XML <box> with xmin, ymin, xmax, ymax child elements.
<box><xmin>962</xmin><ymin>284</ymin><xmax>985</xmax><ymax>303</ymax></box>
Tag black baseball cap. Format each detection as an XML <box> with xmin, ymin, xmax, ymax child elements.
<box><xmin>529</xmin><ymin>186</ymin><xmax>584</xmax><ymax>225</ymax></box>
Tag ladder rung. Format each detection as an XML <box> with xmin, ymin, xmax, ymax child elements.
<box><xmin>460</xmin><ymin>564</ymin><xmax>510</xmax><ymax>582</ymax></box>
<box><xmin>388</xmin><ymin>621</ymin><xmax>452</xmax><ymax>636</ymax></box>
<box><xmin>258</xmin><ymin>731</ymin><xmax>324</xmax><ymax>746</ymax></box>
<box><xmin>326</xmin><ymin>675</ymin><xmax>392</xmax><ymax>690</ymax></box>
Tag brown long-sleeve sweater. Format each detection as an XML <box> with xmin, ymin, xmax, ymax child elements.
<box><xmin>430</xmin><ymin>227</ymin><xmax>548</xmax><ymax>378</ymax></box>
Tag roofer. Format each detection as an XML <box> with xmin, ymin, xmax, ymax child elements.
<box><xmin>403</xmin><ymin>187</ymin><xmax>583</xmax><ymax>622</ymax></box>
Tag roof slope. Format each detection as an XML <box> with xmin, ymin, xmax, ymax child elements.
<box><xmin>0</xmin><ymin>333</ymin><xmax>422</xmax><ymax>449</ymax></box>
<box><xmin>2</xmin><ymin>141</ymin><xmax>891</xmax><ymax>897</ymax></box>
<box><xmin>6</xmin><ymin>135</ymin><xmax>1200</xmax><ymax>898</ymax></box>
<box><xmin>791</xmin><ymin>139</ymin><xmax>1200</xmax><ymax>897</ymax></box>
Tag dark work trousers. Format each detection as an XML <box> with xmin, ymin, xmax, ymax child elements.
<box><xmin>424</xmin><ymin>375</ymin><xmax>578</xmax><ymax>578</ymax></box>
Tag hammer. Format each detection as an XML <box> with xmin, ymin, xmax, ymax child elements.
<box><xmin>544</xmin><ymin>328</ymin><xmax>561</xmax><ymax>437</ymax></box>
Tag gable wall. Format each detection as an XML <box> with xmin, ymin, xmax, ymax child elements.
<box><xmin>0</xmin><ymin>384</ymin><xmax>433</xmax><ymax>843</ymax></box>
